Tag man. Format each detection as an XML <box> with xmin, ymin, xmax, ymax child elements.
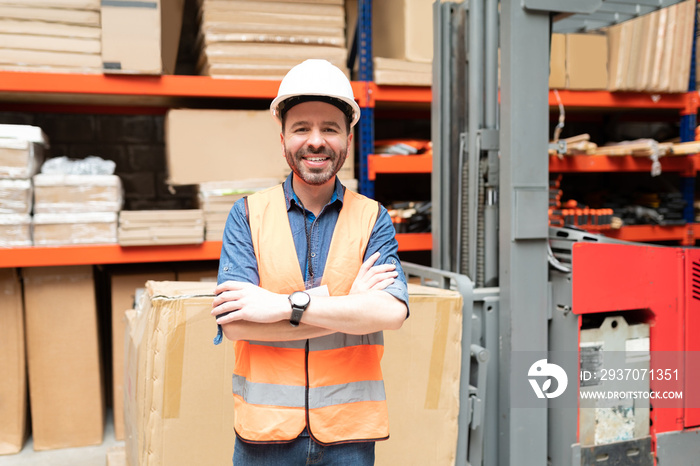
<box><xmin>212</xmin><ymin>59</ymin><xmax>409</xmax><ymax>465</ymax></box>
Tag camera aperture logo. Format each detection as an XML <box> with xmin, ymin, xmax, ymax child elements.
<box><xmin>528</xmin><ymin>359</ymin><xmax>568</xmax><ymax>399</ymax></box>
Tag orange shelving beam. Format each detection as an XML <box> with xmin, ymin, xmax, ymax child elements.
<box><xmin>0</xmin><ymin>241</ymin><xmax>224</xmax><ymax>268</ymax></box>
<box><xmin>549</xmin><ymin>154</ymin><xmax>697</xmax><ymax>173</ymax></box>
<box><xmin>548</xmin><ymin>90</ymin><xmax>688</xmax><ymax>109</ymax></box>
<box><xmin>0</xmin><ymin>71</ymin><xmax>371</xmax><ymax>106</ymax></box>
<box><xmin>372</xmin><ymin>84</ymin><xmax>432</xmax><ymax>104</ymax></box>
<box><xmin>395</xmin><ymin>233</ymin><xmax>432</xmax><ymax>251</ymax></box>
<box><xmin>594</xmin><ymin>224</ymin><xmax>696</xmax><ymax>245</ymax></box>
<box><xmin>368</xmin><ymin>154</ymin><xmax>432</xmax><ymax>180</ymax></box>
<box><xmin>0</xmin><ymin>233</ymin><xmax>431</xmax><ymax>268</ymax></box>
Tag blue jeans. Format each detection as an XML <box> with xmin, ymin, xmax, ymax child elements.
<box><xmin>233</xmin><ymin>434</ymin><xmax>375</xmax><ymax>466</ymax></box>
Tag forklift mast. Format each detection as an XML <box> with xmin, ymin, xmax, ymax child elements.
<box><xmin>429</xmin><ymin>1</ymin><xmax>696</xmax><ymax>465</ymax></box>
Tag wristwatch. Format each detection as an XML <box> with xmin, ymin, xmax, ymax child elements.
<box><xmin>288</xmin><ymin>291</ymin><xmax>311</xmax><ymax>327</ymax></box>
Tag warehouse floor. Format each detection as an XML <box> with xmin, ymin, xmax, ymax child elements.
<box><xmin>0</xmin><ymin>410</ymin><xmax>123</xmax><ymax>466</ymax></box>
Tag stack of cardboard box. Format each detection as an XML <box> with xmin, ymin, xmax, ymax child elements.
<box><xmin>549</xmin><ymin>0</ymin><xmax>696</xmax><ymax>92</ymax></box>
<box><xmin>0</xmin><ymin>0</ymin><xmax>102</xmax><ymax>74</ymax></box>
<box><xmin>0</xmin><ymin>124</ymin><xmax>47</xmax><ymax>247</ymax></box>
<box><xmin>369</xmin><ymin>0</ymin><xmax>433</xmax><ymax>86</ymax></box>
<box><xmin>607</xmin><ymin>0</ymin><xmax>695</xmax><ymax>93</ymax></box>
<box><xmin>32</xmin><ymin>173</ymin><xmax>122</xmax><ymax>245</ymax></box>
<box><xmin>122</xmin><ymin>280</ymin><xmax>463</xmax><ymax>465</ymax></box>
<box><xmin>197</xmin><ymin>0</ymin><xmax>349</xmax><ymax>79</ymax></box>
<box><xmin>117</xmin><ymin>209</ymin><xmax>205</xmax><ymax>246</ymax></box>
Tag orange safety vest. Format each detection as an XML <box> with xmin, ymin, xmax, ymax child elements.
<box><xmin>232</xmin><ymin>184</ymin><xmax>389</xmax><ymax>445</ymax></box>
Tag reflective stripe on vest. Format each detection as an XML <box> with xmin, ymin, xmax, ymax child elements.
<box><xmin>234</xmin><ymin>183</ymin><xmax>389</xmax><ymax>445</ymax></box>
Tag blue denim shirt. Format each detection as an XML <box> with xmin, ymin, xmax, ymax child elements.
<box><xmin>214</xmin><ymin>174</ymin><xmax>409</xmax><ymax>344</ymax></box>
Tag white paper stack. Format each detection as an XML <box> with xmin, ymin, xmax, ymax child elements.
<box><xmin>118</xmin><ymin>210</ymin><xmax>205</xmax><ymax>246</ymax></box>
<box><xmin>0</xmin><ymin>124</ymin><xmax>47</xmax><ymax>180</ymax></box>
<box><xmin>197</xmin><ymin>0</ymin><xmax>349</xmax><ymax>80</ymax></box>
<box><xmin>0</xmin><ymin>179</ymin><xmax>32</xmax><ymax>214</ymax></box>
<box><xmin>0</xmin><ymin>0</ymin><xmax>102</xmax><ymax>74</ymax></box>
<box><xmin>0</xmin><ymin>124</ymin><xmax>48</xmax><ymax>247</ymax></box>
<box><xmin>33</xmin><ymin>212</ymin><xmax>117</xmax><ymax>246</ymax></box>
<box><xmin>198</xmin><ymin>179</ymin><xmax>278</xmax><ymax>241</ymax></box>
<box><xmin>0</xmin><ymin>213</ymin><xmax>31</xmax><ymax>247</ymax></box>
<box><xmin>32</xmin><ymin>173</ymin><xmax>122</xmax><ymax>246</ymax></box>
<box><xmin>33</xmin><ymin>174</ymin><xmax>123</xmax><ymax>214</ymax></box>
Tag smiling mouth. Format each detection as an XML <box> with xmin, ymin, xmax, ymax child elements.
<box><xmin>304</xmin><ymin>157</ymin><xmax>329</xmax><ymax>162</ymax></box>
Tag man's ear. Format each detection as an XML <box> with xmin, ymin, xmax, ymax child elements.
<box><xmin>347</xmin><ymin>131</ymin><xmax>353</xmax><ymax>146</ymax></box>
<box><xmin>280</xmin><ymin>132</ymin><xmax>285</xmax><ymax>156</ymax></box>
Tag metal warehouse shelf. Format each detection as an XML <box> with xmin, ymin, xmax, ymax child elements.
<box><xmin>551</xmin><ymin>0</ymin><xmax>687</xmax><ymax>33</ymax></box>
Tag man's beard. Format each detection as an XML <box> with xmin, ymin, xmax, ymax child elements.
<box><xmin>285</xmin><ymin>145</ymin><xmax>346</xmax><ymax>186</ymax></box>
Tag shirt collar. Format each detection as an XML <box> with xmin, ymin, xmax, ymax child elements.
<box><xmin>283</xmin><ymin>173</ymin><xmax>345</xmax><ymax>211</ymax></box>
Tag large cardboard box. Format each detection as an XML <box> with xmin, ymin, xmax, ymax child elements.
<box><xmin>0</xmin><ymin>269</ymin><xmax>28</xmax><ymax>455</ymax></box>
<box><xmin>566</xmin><ymin>33</ymin><xmax>608</xmax><ymax>90</ymax></box>
<box><xmin>101</xmin><ymin>0</ymin><xmax>185</xmax><ymax>74</ymax></box>
<box><xmin>165</xmin><ymin>109</ymin><xmax>286</xmax><ymax>186</ymax></box>
<box><xmin>110</xmin><ymin>268</ymin><xmax>176</xmax><ymax>441</ymax></box>
<box><xmin>124</xmin><ymin>281</ymin><xmax>235</xmax><ymax>466</ymax></box>
<box><xmin>373</xmin><ymin>0</ymin><xmax>434</xmax><ymax>63</ymax></box>
<box><xmin>23</xmin><ymin>266</ymin><xmax>104</xmax><ymax>450</ymax></box>
<box><xmin>377</xmin><ymin>284</ymin><xmax>463</xmax><ymax>466</ymax></box>
<box><xmin>549</xmin><ymin>33</ymin><xmax>566</xmax><ymax>89</ymax></box>
<box><xmin>166</xmin><ymin>109</ymin><xmax>354</xmax><ymax>186</ymax></box>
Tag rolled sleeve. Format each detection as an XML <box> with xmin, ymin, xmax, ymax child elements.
<box><xmin>218</xmin><ymin>198</ymin><xmax>260</xmax><ymax>286</ymax></box>
<box><xmin>364</xmin><ymin>206</ymin><xmax>410</xmax><ymax>318</ymax></box>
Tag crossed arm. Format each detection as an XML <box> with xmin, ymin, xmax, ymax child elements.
<box><xmin>211</xmin><ymin>252</ymin><xmax>408</xmax><ymax>342</ymax></box>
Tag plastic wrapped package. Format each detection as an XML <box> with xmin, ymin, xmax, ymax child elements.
<box><xmin>0</xmin><ymin>124</ymin><xmax>48</xmax><ymax>179</ymax></box>
<box><xmin>0</xmin><ymin>179</ymin><xmax>32</xmax><ymax>214</ymax></box>
<box><xmin>0</xmin><ymin>214</ymin><xmax>32</xmax><ymax>247</ymax></box>
<box><xmin>33</xmin><ymin>174</ymin><xmax>123</xmax><ymax>213</ymax></box>
<box><xmin>32</xmin><ymin>212</ymin><xmax>118</xmax><ymax>246</ymax></box>
<box><xmin>40</xmin><ymin>156</ymin><xmax>116</xmax><ymax>175</ymax></box>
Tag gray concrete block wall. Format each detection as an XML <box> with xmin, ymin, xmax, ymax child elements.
<box><xmin>0</xmin><ymin>111</ymin><xmax>197</xmax><ymax>210</ymax></box>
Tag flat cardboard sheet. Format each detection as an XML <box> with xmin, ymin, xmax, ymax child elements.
<box><xmin>23</xmin><ymin>266</ymin><xmax>104</xmax><ymax>450</ymax></box>
<box><xmin>0</xmin><ymin>268</ymin><xmax>27</xmax><ymax>455</ymax></box>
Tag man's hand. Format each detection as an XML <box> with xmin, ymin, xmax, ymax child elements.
<box><xmin>349</xmin><ymin>252</ymin><xmax>398</xmax><ymax>295</ymax></box>
<box><xmin>212</xmin><ymin>281</ymin><xmax>290</xmax><ymax>325</ymax></box>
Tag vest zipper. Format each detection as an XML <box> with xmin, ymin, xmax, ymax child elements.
<box><xmin>304</xmin><ymin>338</ymin><xmax>311</xmax><ymax>433</ymax></box>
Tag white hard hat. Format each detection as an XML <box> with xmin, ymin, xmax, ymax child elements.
<box><xmin>270</xmin><ymin>59</ymin><xmax>361</xmax><ymax>127</ymax></box>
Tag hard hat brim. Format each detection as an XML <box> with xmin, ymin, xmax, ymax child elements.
<box><xmin>271</xmin><ymin>93</ymin><xmax>361</xmax><ymax>128</ymax></box>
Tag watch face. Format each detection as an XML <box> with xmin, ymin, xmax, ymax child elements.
<box><xmin>291</xmin><ymin>291</ymin><xmax>310</xmax><ymax>307</ymax></box>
